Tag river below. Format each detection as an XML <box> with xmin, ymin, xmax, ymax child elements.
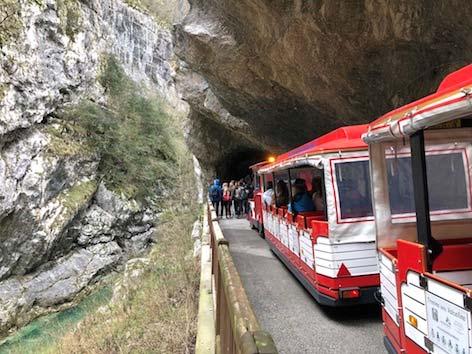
<box><xmin>0</xmin><ymin>286</ymin><xmax>112</xmax><ymax>354</ymax></box>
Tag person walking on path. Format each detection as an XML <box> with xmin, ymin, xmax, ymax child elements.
<box><xmin>209</xmin><ymin>179</ymin><xmax>222</xmax><ymax>217</ymax></box>
<box><xmin>229</xmin><ymin>180</ymin><xmax>236</xmax><ymax>216</ymax></box>
<box><xmin>238</xmin><ymin>179</ymin><xmax>249</xmax><ymax>216</ymax></box>
<box><xmin>234</xmin><ymin>181</ymin><xmax>245</xmax><ymax>218</ymax></box>
<box><xmin>222</xmin><ymin>182</ymin><xmax>233</xmax><ymax>218</ymax></box>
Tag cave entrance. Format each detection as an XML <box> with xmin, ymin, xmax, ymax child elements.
<box><xmin>215</xmin><ymin>148</ymin><xmax>267</xmax><ymax>183</ymax></box>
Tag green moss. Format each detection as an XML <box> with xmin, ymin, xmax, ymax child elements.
<box><xmin>0</xmin><ymin>83</ymin><xmax>8</xmax><ymax>102</ymax></box>
<box><xmin>59</xmin><ymin>180</ymin><xmax>98</xmax><ymax>213</ymax></box>
<box><xmin>123</xmin><ymin>0</ymin><xmax>177</xmax><ymax>28</ymax></box>
<box><xmin>0</xmin><ymin>0</ymin><xmax>45</xmax><ymax>47</ymax></box>
<box><xmin>0</xmin><ymin>0</ymin><xmax>23</xmax><ymax>47</ymax></box>
<box><xmin>56</xmin><ymin>0</ymin><xmax>82</xmax><ymax>41</ymax></box>
<box><xmin>63</xmin><ymin>55</ymin><xmax>180</xmax><ymax>202</ymax></box>
<box><xmin>45</xmin><ymin>123</ymin><xmax>94</xmax><ymax>158</ymax></box>
<box><xmin>47</xmin><ymin>180</ymin><xmax>97</xmax><ymax>232</ymax></box>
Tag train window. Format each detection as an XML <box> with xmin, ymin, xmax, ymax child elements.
<box><xmin>290</xmin><ymin>167</ymin><xmax>326</xmax><ymax>216</ymax></box>
<box><xmin>274</xmin><ymin>170</ymin><xmax>290</xmax><ymax>207</ymax></box>
<box><xmin>334</xmin><ymin>160</ymin><xmax>373</xmax><ymax>220</ymax></box>
<box><xmin>262</xmin><ymin>173</ymin><xmax>273</xmax><ymax>191</ymax></box>
<box><xmin>387</xmin><ymin>152</ymin><xmax>469</xmax><ymax>216</ymax></box>
<box><xmin>290</xmin><ymin>167</ymin><xmax>323</xmax><ymax>191</ymax></box>
<box><xmin>254</xmin><ymin>173</ymin><xmax>261</xmax><ymax>191</ymax></box>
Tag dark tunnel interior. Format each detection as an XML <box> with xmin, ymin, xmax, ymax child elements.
<box><xmin>214</xmin><ymin>148</ymin><xmax>268</xmax><ymax>183</ymax></box>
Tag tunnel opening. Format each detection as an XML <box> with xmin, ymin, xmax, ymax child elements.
<box><xmin>214</xmin><ymin>148</ymin><xmax>268</xmax><ymax>183</ymax></box>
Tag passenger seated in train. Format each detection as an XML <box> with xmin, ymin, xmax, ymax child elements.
<box><xmin>288</xmin><ymin>178</ymin><xmax>315</xmax><ymax>214</ymax></box>
<box><xmin>275</xmin><ymin>180</ymin><xmax>289</xmax><ymax>207</ymax></box>
<box><xmin>310</xmin><ymin>177</ymin><xmax>325</xmax><ymax>212</ymax></box>
<box><xmin>263</xmin><ymin>181</ymin><xmax>274</xmax><ymax>206</ymax></box>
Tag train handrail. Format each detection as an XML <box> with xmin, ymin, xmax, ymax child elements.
<box><xmin>196</xmin><ymin>202</ymin><xmax>277</xmax><ymax>354</ymax></box>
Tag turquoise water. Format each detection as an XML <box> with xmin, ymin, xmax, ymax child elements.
<box><xmin>0</xmin><ymin>286</ymin><xmax>112</xmax><ymax>354</ymax></box>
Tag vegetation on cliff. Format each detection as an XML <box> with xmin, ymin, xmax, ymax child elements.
<box><xmin>0</xmin><ymin>0</ymin><xmax>23</xmax><ymax>46</ymax></box>
<box><xmin>124</xmin><ymin>0</ymin><xmax>184</xmax><ymax>27</ymax></box>
<box><xmin>61</xmin><ymin>55</ymin><xmax>180</xmax><ymax>201</ymax></box>
<box><xmin>53</xmin><ymin>201</ymin><xmax>198</xmax><ymax>353</ymax></box>
<box><xmin>1</xmin><ymin>54</ymin><xmax>199</xmax><ymax>354</ymax></box>
<box><xmin>43</xmin><ymin>145</ymin><xmax>199</xmax><ymax>354</ymax></box>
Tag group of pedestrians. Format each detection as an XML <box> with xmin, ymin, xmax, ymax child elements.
<box><xmin>209</xmin><ymin>178</ymin><xmax>253</xmax><ymax>218</ymax></box>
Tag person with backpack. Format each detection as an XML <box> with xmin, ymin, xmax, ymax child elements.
<box><xmin>238</xmin><ymin>180</ymin><xmax>249</xmax><ymax>216</ymax></box>
<box><xmin>209</xmin><ymin>179</ymin><xmax>222</xmax><ymax>217</ymax></box>
<box><xmin>234</xmin><ymin>181</ymin><xmax>244</xmax><ymax>218</ymax></box>
<box><xmin>222</xmin><ymin>182</ymin><xmax>233</xmax><ymax>218</ymax></box>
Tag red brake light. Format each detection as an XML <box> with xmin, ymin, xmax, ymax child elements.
<box><xmin>340</xmin><ymin>288</ymin><xmax>360</xmax><ymax>299</ymax></box>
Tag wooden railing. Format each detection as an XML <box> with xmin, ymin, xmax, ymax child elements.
<box><xmin>195</xmin><ymin>203</ymin><xmax>277</xmax><ymax>354</ymax></box>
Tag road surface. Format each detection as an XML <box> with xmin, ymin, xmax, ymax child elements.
<box><xmin>219</xmin><ymin>218</ymin><xmax>385</xmax><ymax>354</ymax></box>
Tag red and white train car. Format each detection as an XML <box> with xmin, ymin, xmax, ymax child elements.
<box><xmin>363</xmin><ymin>64</ymin><xmax>472</xmax><ymax>354</ymax></box>
<box><xmin>255</xmin><ymin>125</ymin><xmax>380</xmax><ymax>306</ymax></box>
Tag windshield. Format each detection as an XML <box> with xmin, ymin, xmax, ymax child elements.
<box><xmin>370</xmin><ymin>131</ymin><xmax>472</xmax><ymax>248</ymax></box>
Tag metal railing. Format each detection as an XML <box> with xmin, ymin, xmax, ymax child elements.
<box><xmin>195</xmin><ymin>203</ymin><xmax>277</xmax><ymax>354</ymax></box>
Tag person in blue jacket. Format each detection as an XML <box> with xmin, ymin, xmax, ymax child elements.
<box><xmin>288</xmin><ymin>178</ymin><xmax>315</xmax><ymax>214</ymax></box>
<box><xmin>209</xmin><ymin>179</ymin><xmax>222</xmax><ymax>217</ymax></box>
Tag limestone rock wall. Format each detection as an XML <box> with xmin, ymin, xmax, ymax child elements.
<box><xmin>175</xmin><ymin>0</ymin><xmax>472</xmax><ymax>176</ymax></box>
<box><xmin>0</xmin><ymin>0</ymin><xmax>182</xmax><ymax>334</ymax></box>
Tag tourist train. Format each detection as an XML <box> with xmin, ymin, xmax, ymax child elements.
<box><xmin>364</xmin><ymin>64</ymin><xmax>472</xmax><ymax>354</ymax></box>
<box><xmin>249</xmin><ymin>124</ymin><xmax>380</xmax><ymax>306</ymax></box>
<box><xmin>248</xmin><ymin>64</ymin><xmax>472</xmax><ymax>354</ymax></box>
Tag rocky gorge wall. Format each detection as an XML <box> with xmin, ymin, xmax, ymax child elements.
<box><xmin>174</xmin><ymin>0</ymin><xmax>472</xmax><ymax>177</ymax></box>
<box><xmin>3</xmin><ymin>0</ymin><xmax>472</xmax><ymax>338</ymax></box>
<box><xmin>0</xmin><ymin>0</ymin><xmax>186</xmax><ymax>334</ymax></box>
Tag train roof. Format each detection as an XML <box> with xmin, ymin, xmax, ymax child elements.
<box><xmin>274</xmin><ymin>124</ymin><xmax>368</xmax><ymax>164</ymax></box>
<box><xmin>249</xmin><ymin>161</ymin><xmax>270</xmax><ymax>171</ymax></box>
<box><xmin>364</xmin><ymin>64</ymin><xmax>472</xmax><ymax>143</ymax></box>
<box><xmin>257</xmin><ymin>124</ymin><xmax>368</xmax><ymax>174</ymax></box>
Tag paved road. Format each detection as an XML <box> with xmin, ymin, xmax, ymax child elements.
<box><xmin>219</xmin><ymin>218</ymin><xmax>385</xmax><ymax>354</ymax></box>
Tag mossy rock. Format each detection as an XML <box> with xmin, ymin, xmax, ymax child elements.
<box><xmin>50</xmin><ymin>180</ymin><xmax>98</xmax><ymax>231</ymax></box>
<box><xmin>0</xmin><ymin>83</ymin><xmax>9</xmax><ymax>102</ymax></box>
<box><xmin>0</xmin><ymin>0</ymin><xmax>23</xmax><ymax>47</ymax></box>
<box><xmin>45</xmin><ymin>122</ymin><xmax>95</xmax><ymax>158</ymax></box>
<box><xmin>123</xmin><ymin>0</ymin><xmax>176</xmax><ymax>28</ymax></box>
<box><xmin>61</xmin><ymin>55</ymin><xmax>181</xmax><ymax>202</ymax></box>
<box><xmin>59</xmin><ymin>180</ymin><xmax>97</xmax><ymax>211</ymax></box>
<box><xmin>56</xmin><ymin>0</ymin><xmax>82</xmax><ymax>41</ymax></box>
<box><xmin>0</xmin><ymin>0</ymin><xmax>45</xmax><ymax>47</ymax></box>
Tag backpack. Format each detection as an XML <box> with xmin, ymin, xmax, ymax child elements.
<box><xmin>240</xmin><ymin>188</ymin><xmax>248</xmax><ymax>200</ymax></box>
<box><xmin>223</xmin><ymin>191</ymin><xmax>232</xmax><ymax>202</ymax></box>
<box><xmin>210</xmin><ymin>186</ymin><xmax>220</xmax><ymax>201</ymax></box>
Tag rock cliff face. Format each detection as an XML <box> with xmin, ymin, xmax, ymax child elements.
<box><xmin>3</xmin><ymin>0</ymin><xmax>472</xmax><ymax>336</ymax></box>
<box><xmin>0</xmin><ymin>0</ymin><xmax>182</xmax><ymax>334</ymax></box>
<box><xmin>175</xmin><ymin>0</ymin><xmax>472</xmax><ymax>177</ymax></box>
